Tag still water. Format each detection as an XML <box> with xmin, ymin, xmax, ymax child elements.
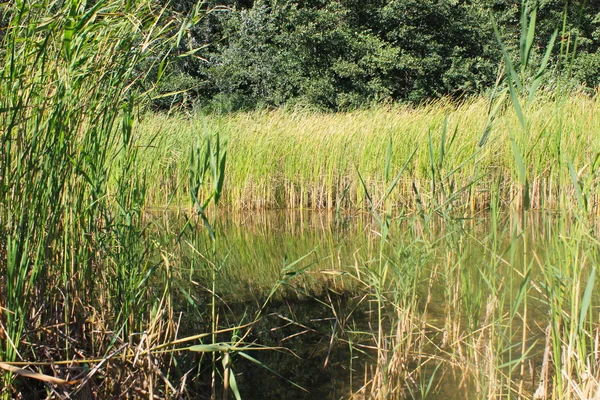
<box><xmin>150</xmin><ymin>209</ymin><xmax>594</xmax><ymax>399</ymax></box>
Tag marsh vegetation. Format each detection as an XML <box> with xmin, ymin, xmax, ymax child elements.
<box><xmin>1</xmin><ymin>1</ymin><xmax>599</xmax><ymax>399</ymax></box>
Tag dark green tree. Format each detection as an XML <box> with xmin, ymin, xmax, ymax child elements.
<box><xmin>149</xmin><ymin>0</ymin><xmax>600</xmax><ymax>111</ymax></box>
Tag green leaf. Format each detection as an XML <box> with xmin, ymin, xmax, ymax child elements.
<box><xmin>508</xmin><ymin>79</ymin><xmax>527</xmax><ymax>133</ymax></box>
<box><xmin>493</xmin><ymin>18</ymin><xmax>523</xmax><ymax>93</ymax></box>
<box><xmin>511</xmin><ymin>269</ymin><xmax>530</xmax><ymax>319</ymax></box>
<box><xmin>238</xmin><ymin>351</ymin><xmax>308</xmax><ymax>393</ymax></box>
<box><xmin>356</xmin><ymin>168</ymin><xmax>381</xmax><ymax>228</ymax></box>
<box><xmin>524</xmin><ymin>6</ymin><xmax>537</xmax><ymax>70</ymax></box>
<box><xmin>510</xmin><ymin>137</ymin><xmax>526</xmax><ymax>185</ymax></box>
<box><xmin>579</xmin><ymin>268</ymin><xmax>596</xmax><ymax>330</ymax></box>
<box><xmin>382</xmin><ymin>147</ymin><xmax>417</xmax><ymax>204</ymax></box>
<box><xmin>229</xmin><ymin>368</ymin><xmax>242</xmax><ymax>400</ymax></box>
<box><xmin>187</xmin><ymin>343</ymin><xmax>232</xmax><ymax>352</ymax></box>
<box><xmin>215</xmin><ymin>146</ymin><xmax>227</xmax><ymax>204</ymax></box>
<box><xmin>530</xmin><ymin>30</ymin><xmax>558</xmax><ymax>103</ymax></box>
<box><xmin>520</xmin><ymin>2</ymin><xmax>528</xmax><ymax>64</ymax></box>
<box><xmin>384</xmin><ymin>134</ymin><xmax>392</xmax><ymax>183</ymax></box>
<box><xmin>440</xmin><ymin>117</ymin><xmax>447</xmax><ymax>168</ymax></box>
<box><xmin>63</xmin><ymin>17</ymin><xmax>75</xmax><ymax>60</ymax></box>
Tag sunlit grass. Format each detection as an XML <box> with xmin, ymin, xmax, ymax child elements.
<box><xmin>139</xmin><ymin>93</ymin><xmax>600</xmax><ymax>212</ymax></box>
<box><xmin>1</xmin><ymin>1</ymin><xmax>599</xmax><ymax>399</ymax></box>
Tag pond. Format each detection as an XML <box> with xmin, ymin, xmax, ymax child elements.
<box><xmin>148</xmin><ymin>209</ymin><xmax>599</xmax><ymax>399</ymax></box>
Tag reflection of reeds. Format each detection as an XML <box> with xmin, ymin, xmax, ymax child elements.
<box><xmin>330</xmin><ymin>207</ymin><xmax>598</xmax><ymax>399</ymax></box>
<box><xmin>151</xmin><ymin>210</ymin><xmax>377</xmax><ymax>301</ymax></box>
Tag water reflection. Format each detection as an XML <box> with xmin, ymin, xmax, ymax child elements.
<box><xmin>146</xmin><ymin>209</ymin><xmax>599</xmax><ymax>399</ymax></box>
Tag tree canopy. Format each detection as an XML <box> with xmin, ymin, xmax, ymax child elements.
<box><xmin>151</xmin><ymin>0</ymin><xmax>600</xmax><ymax>112</ymax></box>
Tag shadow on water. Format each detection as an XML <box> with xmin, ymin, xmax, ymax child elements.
<box><xmin>154</xmin><ymin>210</ymin><xmax>381</xmax><ymax>399</ymax></box>
<box><xmin>147</xmin><ymin>209</ymin><xmax>597</xmax><ymax>399</ymax></box>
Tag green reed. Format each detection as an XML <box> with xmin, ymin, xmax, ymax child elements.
<box><xmin>1</xmin><ymin>1</ymin><xmax>598</xmax><ymax>399</ymax></box>
<box><xmin>0</xmin><ymin>1</ymin><xmax>210</xmax><ymax>397</ymax></box>
<box><xmin>328</xmin><ymin>5</ymin><xmax>600</xmax><ymax>398</ymax></box>
<box><xmin>137</xmin><ymin>91</ymin><xmax>600</xmax><ymax>213</ymax></box>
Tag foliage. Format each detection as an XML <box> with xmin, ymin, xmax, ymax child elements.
<box><xmin>151</xmin><ymin>0</ymin><xmax>600</xmax><ymax>112</ymax></box>
<box><xmin>0</xmin><ymin>0</ymin><xmax>220</xmax><ymax>397</ymax></box>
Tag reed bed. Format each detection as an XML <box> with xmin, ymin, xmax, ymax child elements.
<box><xmin>139</xmin><ymin>93</ymin><xmax>600</xmax><ymax>213</ymax></box>
<box><xmin>1</xmin><ymin>1</ymin><xmax>599</xmax><ymax>399</ymax></box>
<box><xmin>0</xmin><ymin>1</ymin><xmax>236</xmax><ymax>398</ymax></box>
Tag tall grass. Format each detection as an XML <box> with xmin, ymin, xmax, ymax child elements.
<box><xmin>338</xmin><ymin>5</ymin><xmax>600</xmax><ymax>399</ymax></box>
<box><xmin>138</xmin><ymin>93</ymin><xmax>600</xmax><ymax>212</ymax></box>
<box><xmin>0</xmin><ymin>1</ymin><xmax>224</xmax><ymax>397</ymax></box>
<box><xmin>1</xmin><ymin>1</ymin><xmax>599</xmax><ymax>399</ymax></box>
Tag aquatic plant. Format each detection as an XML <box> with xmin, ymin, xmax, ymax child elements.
<box><xmin>0</xmin><ymin>0</ymin><xmax>219</xmax><ymax>397</ymax></box>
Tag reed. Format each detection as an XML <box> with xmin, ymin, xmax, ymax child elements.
<box><xmin>337</xmin><ymin>5</ymin><xmax>600</xmax><ymax>399</ymax></box>
<box><xmin>0</xmin><ymin>1</ymin><xmax>229</xmax><ymax>397</ymax></box>
<box><xmin>1</xmin><ymin>1</ymin><xmax>599</xmax><ymax>399</ymax></box>
<box><xmin>138</xmin><ymin>92</ymin><xmax>600</xmax><ymax>212</ymax></box>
